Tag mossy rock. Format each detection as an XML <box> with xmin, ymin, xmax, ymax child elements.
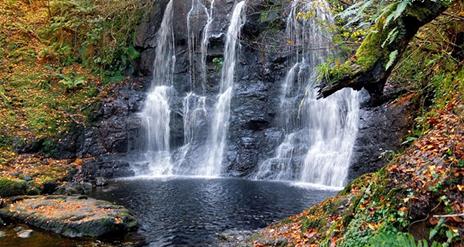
<box><xmin>0</xmin><ymin>177</ymin><xmax>27</xmax><ymax>197</ymax></box>
<box><xmin>0</xmin><ymin>195</ymin><xmax>138</xmax><ymax>238</ymax></box>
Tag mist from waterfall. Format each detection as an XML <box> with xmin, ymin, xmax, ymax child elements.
<box><xmin>254</xmin><ymin>0</ymin><xmax>359</xmax><ymax>187</ymax></box>
<box><xmin>138</xmin><ymin>0</ymin><xmax>176</xmax><ymax>176</ymax></box>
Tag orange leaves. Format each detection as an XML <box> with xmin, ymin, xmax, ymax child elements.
<box><xmin>0</xmin><ymin>153</ymin><xmax>73</xmax><ymax>188</ymax></box>
<box><xmin>457</xmin><ymin>185</ymin><xmax>464</xmax><ymax>191</ymax></box>
<box><xmin>73</xmin><ymin>158</ymin><xmax>84</xmax><ymax>167</ymax></box>
<box><xmin>253</xmin><ymin>98</ymin><xmax>463</xmax><ymax>247</ymax></box>
<box><xmin>114</xmin><ymin>217</ymin><xmax>123</xmax><ymax>224</ymax></box>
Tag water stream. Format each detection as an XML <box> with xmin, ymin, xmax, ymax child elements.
<box><xmin>203</xmin><ymin>1</ymin><xmax>247</xmax><ymax>176</ymax></box>
<box><xmin>136</xmin><ymin>0</ymin><xmax>358</xmax><ymax>186</ymax></box>
<box><xmin>254</xmin><ymin>0</ymin><xmax>359</xmax><ymax>187</ymax></box>
<box><xmin>137</xmin><ymin>0</ymin><xmax>176</xmax><ymax>176</ymax></box>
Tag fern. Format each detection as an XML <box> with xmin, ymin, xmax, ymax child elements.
<box><xmin>382</xmin><ymin>27</ymin><xmax>399</xmax><ymax>48</ymax></box>
<box><xmin>338</xmin><ymin>0</ymin><xmax>374</xmax><ymax>27</ymax></box>
<box><xmin>370</xmin><ymin>230</ymin><xmax>444</xmax><ymax>247</ymax></box>
<box><xmin>385</xmin><ymin>50</ymin><xmax>398</xmax><ymax>70</ymax></box>
<box><xmin>384</xmin><ymin>0</ymin><xmax>411</xmax><ymax>28</ymax></box>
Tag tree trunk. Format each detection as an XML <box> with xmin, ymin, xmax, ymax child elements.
<box><xmin>318</xmin><ymin>0</ymin><xmax>452</xmax><ymax>103</ymax></box>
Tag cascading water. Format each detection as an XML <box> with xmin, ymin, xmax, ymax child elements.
<box><xmin>255</xmin><ymin>0</ymin><xmax>359</xmax><ymax>187</ymax></box>
<box><xmin>174</xmin><ymin>92</ymin><xmax>208</xmax><ymax>174</ymax></box>
<box><xmin>135</xmin><ymin>0</ymin><xmax>246</xmax><ymax>178</ymax></box>
<box><xmin>138</xmin><ymin>0</ymin><xmax>176</xmax><ymax>176</ymax></box>
<box><xmin>202</xmin><ymin>1</ymin><xmax>247</xmax><ymax>176</ymax></box>
<box><xmin>174</xmin><ymin>0</ymin><xmax>210</xmax><ymax>174</ymax></box>
<box><xmin>201</xmin><ymin>0</ymin><xmax>216</xmax><ymax>89</ymax></box>
<box><xmin>187</xmin><ymin>0</ymin><xmax>209</xmax><ymax>89</ymax></box>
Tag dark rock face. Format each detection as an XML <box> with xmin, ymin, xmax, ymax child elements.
<box><xmin>132</xmin><ymin>0</ymin><xmax>288</xmax><ymax>177</ymax></box>
<box><xmin>0</xmin><ymin>196</ymin><xmax>137</xmax><ymax>238</ymax></box>
<box><xmin>348</xmin><ymin>91</ymin><xmax>418</xmax><ymax>181</ymax></box>
<box><xmin>58</xmin><ymin>0</ymin><xmax>416</xmax><ymax>182</ymax></box>
<box><xmin>57</xmin><ymin>79</ymin><xmax>147</xmax><ymax>181</ymax></box>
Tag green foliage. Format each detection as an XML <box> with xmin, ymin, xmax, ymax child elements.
<box><xmin>382</xmin><ymin>27</ymin><xmax>399</xmax><ymax>48</ymax></box>
<box><xmin>317</xmin><ymin>59</ymin><xmax>352</xmax><ymax>83</ymax></box>
<box><xmin>339</xmin><ymin>214</ymin><xmax>374</xmax><ymax>247</ymax></box>
<box><xmin>369</xmin><ymin>228</ymin><xmax>444</xmax><ymax>247</ymax></box>
<box><xmin>40</xmin><ymin>0</ymin><xmax>153</xmax><ymax>77</ymax></box>
<box><xmin>385</xmin><ymin>50</ymin><xmax>398</xmax><ymax>70</ymax></box>
<box><xmin>384</xmin><ymin>1</ymin><xmax>411</xmax><ymax>29</ymax></box>
<box><xmin>212</xmin><ymin>57</ymin><xmax>224</xmax><ymax>72</ymax></box>
<box><xmin>317</xmin><ymin>62</ymin><xmax>331</xmax><ymax>81</ymax></box>
<box><xmin>0</xmin><ymin>85</ymin><xmax>11</xmax><ymax>107</ymax></box>
<box><xmin>0</xmin><ymin>135</ymin><xmax>13</xmax><ymax>148</ymax></box>
<box><xmin>41</xmin><ymin>139</ymin><xmax>58</xmax><ymax>156</ymax></box>
<box><xmin>301</xmin><ymin>217</ymin><xmax>325</xmax><ymax>232</ymax></box>
<box><xmin>0</xmin><ymin>177</ymin><xmax>27</xmax><ymax>197</ymax></box>
<box><xmin>58</xmin><ymin>73</ymin><xmax>87</xmax><ymax>90</ymax></box>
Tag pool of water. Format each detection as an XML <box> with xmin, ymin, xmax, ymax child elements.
<box><xmin>90</xmin><ymin>177</ymin><xmax>336</xmax><ymax>246</ymax></box>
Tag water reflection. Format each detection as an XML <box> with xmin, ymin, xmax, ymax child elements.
<box><xmin>91</xmin><ymin>178</ymin><xmax>335</xmax><ymax>246</ymax></box>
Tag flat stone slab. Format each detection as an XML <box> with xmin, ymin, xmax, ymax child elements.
<box><xmin>0</xmin><ymin>195</ymin><xmax>137</xmax><ymax>238</ymax></box>
<box><xmin>17</xmin><ymin>229</ymin><xmax>33</xmax><ymax>238</ymax></box>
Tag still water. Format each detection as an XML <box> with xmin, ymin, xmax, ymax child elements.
<box><xmin>91</xmin><ymin>177</ymin><xmax>336</xmax><ymax>246</ymax></box>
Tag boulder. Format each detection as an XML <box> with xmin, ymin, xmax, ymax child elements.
<box><xmin>0</xmin><ymin>195</ymin><xmax>137</xmax><ymax>238</ymax></box>
<box><xmin>0</xmin><ymin>178</ymin><xmax>27</xmax><ymax>197</ymax></box>
<box><xmin>348</xmin><ymin>91</ymin><xmax>418</xmax><ymax>180</ymax></box>
<box><xmin>17</xmin><ymin>229</ymin><xmax>33</xmax><ymax>238</ymax></box>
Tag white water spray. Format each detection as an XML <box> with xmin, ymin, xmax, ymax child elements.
<box><xmin>139</xmin><ymin>0</ymin><xmax>176</xmax><ymax>176</ymax></box>
<box><xmin>200</xmin><ymin>0</ymin><xmax>216</xmax><ymax>89</ymax></box>
<box><xmin>255</xmin><ymin>0</ymin><xmax>359</xmax><ymax>187</ymax></box>
<box><xmin>202</xmin><ymin>1</ymin><xmax>246</xmax><ymax>176</ymax></box>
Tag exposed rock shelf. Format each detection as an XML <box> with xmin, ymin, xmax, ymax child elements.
<box><xmin>0</xmin><ymin>196</ymin><xmax>137</xmax><ymax>238</ymax></box>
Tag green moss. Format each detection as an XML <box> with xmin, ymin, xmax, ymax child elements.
<box><xmin>0</xmin><ymin>177</ymin><xmax>27</xmax><ymax>197</ymax></box>
<box><xmin>354</xmin><ymin>28</ymin><xmax>384</xmax><ymax>69</ymax></box>
<box><xmin>301</xmin><ymin>216</ymin><xmax>326</xmax><ymax>232</ymax></box>
<box><xmin>326</xmin><ymin>61</ymin><xmax>353</xmax><ymax>82</ymax></box>
<box><xmin>339</xmin><ymin>173</ymin><xmax>372</xmax><ymax>196</ymax></box>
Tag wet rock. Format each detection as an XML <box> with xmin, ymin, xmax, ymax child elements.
<box><xmin>17</xmin><ymin>229</ymin><xmax>33</xmax><ymax>238</ymax></box>
<box><xmin>95</xmin><ymin>177</ymin><xmax>108</xmax><ymax>187</ymax></box>
<box><xmin>348</xmin><ymin>91</ymin><xmax>418</xmax><ymax>180</ymax></box>
<box><xmin>41</xmin><ymin>181</ymin><xmax>58</xmax><ymax>194</ymax></box>
<box><xmin>82</xmin><ymin>156</ymin><xmax>135</xmax><ymax>181</ymax></box>
<box><xmin>218</xmin><ymin>230</ymin><xmax>255</xmax><ymax>247</ymax></box>
<box><xmin>0</xmin><ymin>231</ymin><xmax>5</xmax><ymax>238</ymax></box>
<box><xmin>0</xmin><ymin>195</ymin><xmax>138</xmax><ymax>238</ymax></box>
<box><xmin>14</xmin><ymin>226</ymin><xmax>24</xmax><ymax>232</ymax></box>
<box><xmin>55</xmin><ymin>79</ymin><xmax>146</xmax><ymax>161</ymax></box>
<box><xmin>54</xmin><ymin>182</ymin><xmax>93</xmax><ymax>195</ymax></box>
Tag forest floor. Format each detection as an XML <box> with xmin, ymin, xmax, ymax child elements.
<box><xmin>0</xmin><ymin>0</ymin><xmax>111</xmax><ymax>192</ymax></box>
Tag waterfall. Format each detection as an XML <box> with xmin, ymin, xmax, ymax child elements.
<box><xmin>201</xmin><ymin>0</ymin><xmax>216</xmax><ymax>89</ymax></box>
<box><xmin>187</xmin><ymin>0</ymin><xmax>209</xmax><ymax>89</ymax></box>
<box><xmin>202</xmin><ymin>1</ymin><xmax>246</xmax><ymax>176</ymax></box>
<box><xmin>183</xmin><ymin>93</ymin><xmax>208</xmax><ymax>147</ymax></box>
<box><xmin>255</xmin><ymin>0</ymin><xmax>359</xmax><ymax>187</ymax></box>
<box><xmin>138</xmin><ymin>0</ymin><xmax>176</xmax><ymax>176</ymax></box>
